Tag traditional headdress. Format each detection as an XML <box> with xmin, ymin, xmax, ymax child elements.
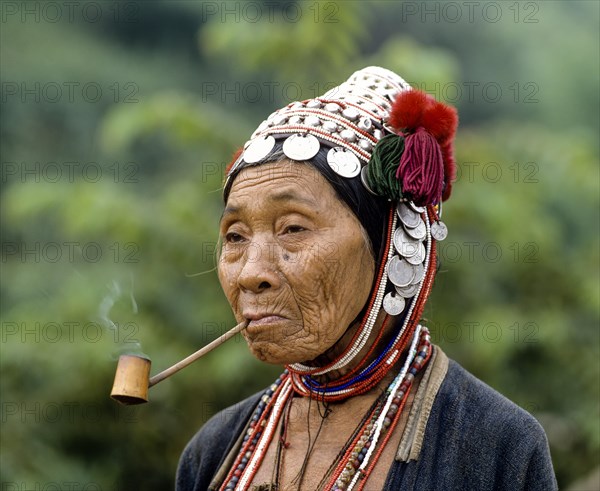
<box><xmin>224</xmin><ymin>66</ymin><xmax>458</xmax><ymax>398</ymax></box>
<box><xmin>219</xmin><ymin>67</ymin><xmax>459</xmax><ymax>490</ymax></box>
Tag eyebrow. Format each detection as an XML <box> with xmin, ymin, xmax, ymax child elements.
<box><xmin>220</xmin><ymin>206</ymin><xmax>239</xmax><ymax>221</ymax></box>
<box><xmin>221</xmin><ymin>190</ymin><xmax>318</xmax><ymax>220</ymax></box>
<box><xmin>270</xmin><ymin>190</ymin><xmax>318</xmax><ymax>207</ymax></box>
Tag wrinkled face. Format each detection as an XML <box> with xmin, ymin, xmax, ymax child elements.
<box><xmin>218</xmin><ymin>161</ymin><xmax>376</xmax><ymax>365</ymax></box>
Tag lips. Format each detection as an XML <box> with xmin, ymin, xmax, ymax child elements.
<box><xmin>243</xmin><ymin>312</ymin><xmax>288</xmax><ymax>333</ymax></box>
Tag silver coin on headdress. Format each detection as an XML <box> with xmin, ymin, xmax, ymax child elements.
<box><xmin>382</xmin><ymin>291</ymin><xmax>406</xmax><ymax>316</ymax></box>
<box><xmin>242</xmin><ymin>135</ymin><xmax>276</xmax><ymax>164</ymax></box>
<box><xmin>410</xmin><ymin>262</ymin><xmax>425</xmax><ymax>283</ymax></box>
<box><xmin>405</xmin><ymin>243</ymin><xmax>426</xmax><ymax>265</ymax></box>
<box><xmin>387</xmin><ymin>255</ymin><xmax>415</xmax><ymax>288</ymax></box>
<box><xmin>431</xmin><ymin>221</ymin><xmax>448</xmax><ymax>241</ymax></box>
<box><xmin>327</xmin><ymin>147</ymin><xmax>361</xmax><ymax>178</ymax></box>
<box><xmin>393</xmin><ymin>227</ymin><xmax>419</xmax><ymax>256</ymax></box>
<box><xmin>396</xmin><ymin>202</ymin><xmax>421</xmax><ymax>228</ymax></box>
<box><xmin>282</xmin><ymin>134</ymin><xmax>321</xmax><ymax>161</ymax></box>
<box><xmin>395</xmin><ymin>281</ymin><xmax>420</xmax><ymax>299</ymax></box>
<box><xmin>397</xmin><ymin>240</ymin><xmax>420</xmax><ymax>258</ymax></box>
<box><xmin>405</xmin><ymin>220</ymin><xmax>427</xmax><ymax>241</ymax></box>
<box><xmin>408</xmin><ymin>202</ymin><xmax>426</xmax><ymax>214</ymax></box>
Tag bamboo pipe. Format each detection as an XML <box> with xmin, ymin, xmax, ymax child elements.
<box><xmin>110</xmin><ymin>321</ymin><xmax>247</xmax><ymax>405</ymax></box>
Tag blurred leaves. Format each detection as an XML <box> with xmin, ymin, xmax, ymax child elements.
<box><xmin>200</xmin><ymin>1</ymin><xmax>367</xmax><ymax>84</ymax></box>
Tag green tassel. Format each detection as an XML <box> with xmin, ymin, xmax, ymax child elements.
<box><xmin>367</xmin><ymin>134</ymin><xmax>405</xmax><ymax>200</ymax></box>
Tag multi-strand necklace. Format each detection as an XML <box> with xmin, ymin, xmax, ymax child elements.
<box><xmin>219</xmin><ymin>204</ymin><xmax>440</xmax><ymax>491</ymax></box>
<box><xmin>219</xmin><ymin>327</ymin><xmax>432</xmax><ymax>491</ymax></box>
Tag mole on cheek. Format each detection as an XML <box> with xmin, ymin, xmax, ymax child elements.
<box><xmin>283</xmin><ymin>253</ymin><xmax>290</xmax><ymax>261</ymax></box>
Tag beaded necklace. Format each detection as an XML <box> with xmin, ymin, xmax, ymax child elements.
<box><xmin>219</xmin><ymin>326</ymin><xmax>432</xmax><ymax>491</ymax></box>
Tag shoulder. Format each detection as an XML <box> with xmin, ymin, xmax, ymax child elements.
<box><xmin>421</xmin><ymin>354</ymin><xmax>557</xmax><ymax>489</ymax></box>
<box><xmin>175</xmin><ymin>391</ymin><xmax>262</xmax><ymax>491</ymax></box>
<box><xmin>440</xmin><ymin>358</ymin><xmax>545</xmax><ymax>437</ymax></box>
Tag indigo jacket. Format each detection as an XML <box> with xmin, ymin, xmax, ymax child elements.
<box><xmin>176</xmin><ymin>348</ymin><xmax>558</xmax><ymax>490</ymax></box>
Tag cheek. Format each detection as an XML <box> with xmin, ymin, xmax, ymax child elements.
<box><xmin>218</xmin><ymin>260</ymin><xmax>240</xmax><ymax>308</ymax></box>
<box><xmin>289</xmin><ymin>240</ymin><xmax>375</xmax><ymax>347</ymax></box>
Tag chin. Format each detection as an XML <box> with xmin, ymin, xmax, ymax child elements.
<box><xmin>247</xmin><ymin>342</ymin><xmax>320</xmax><ymax>366</ymax></box>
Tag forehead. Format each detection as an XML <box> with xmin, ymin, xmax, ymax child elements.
<box><xmin>226</xmin><ymin>161</ymin><xmax>336</xmax><ymax>205</ymax></box>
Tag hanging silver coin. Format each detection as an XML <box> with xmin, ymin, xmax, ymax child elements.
<box><xmin>405</xmin><ymin>243</ymin><xmax>426</xmax><ymax>265</ymax></box>
<box><xmin>405</xmin><ymin>220</ymin><xmax>426</xmax><ymax>240</ymax></box>
<box><xmin>397</xmin><ymin>240</ymin><xmax>420</xmax><ymax>258</ymax></box>
<box><xmin>327</xmin><ymin>147</ymin><xmax>361</xmax><ymax>178</ymax></box>
<box><xmin>382</xmin><ymin>291</ymin><xmax>406</xmax><ymax>316</ymax></box>
<box><xmin>393</xmin><ymin>227</ymin><xmax>419</xmax><ymax>256</ymax></box>
<box><xmin>395</xmin><ymin>282</ymin><xmax>420</xmax><ymax>299</ymax></box>
<box><xmin>387</xmin><ymin>256</ymin><xmax>415</xmax><ymax>287</ymax></box>
<box><xmin>361</xmin><ymin>166</ymin><xmax>377</xmax><ymax>195</ymax></box>
<box><xmin>408</xmin><ymin>201</ymin><xmax>426</xmax><ymax>213</ymax></box>
<box><xmin>396</xmin><ymin>203</ymin><xmax>421</xmax><ymax>228</ymax></box>
<box><xmin>431</xmin><ymin>221</ymin><xmax>448</xmax><ymax>241</ymax></box>
<box><xmin>243</xmin><ymin>135</ymin><xmax>276</xmax><ymax>164</ymax></box>
<box><xmin>282</xmin><ymin>134</ymin><xmax>321</xmax><ymax>161</ymax></box>
<box><xmin>410</xmin><ymin>262</ymin><xmax>425</xmax><ymax>283</ymax></box>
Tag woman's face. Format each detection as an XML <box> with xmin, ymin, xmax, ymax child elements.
<box><xmin>218</xmin><ymin>161</ymin><xmax>376</xmax><ymax>365</ymax></box>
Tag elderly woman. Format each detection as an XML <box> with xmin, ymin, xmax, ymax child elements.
<box><xmin>176</xmin><ymin>67</ymin><xmax>557</xmax><ymax>491</ymax></box>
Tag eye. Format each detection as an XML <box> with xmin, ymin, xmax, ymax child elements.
<box><xmin>284</xmin><ymin>225</ymin><xmax>305</xmax><ymax>234</ymax></box>
<box><xmin>225</xmin><ymin>232</ymin><xmax>245</xmax><ymax>243</ymax></box>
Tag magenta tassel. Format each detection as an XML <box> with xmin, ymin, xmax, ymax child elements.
<box><xmin>396</xmin><ymin>127</ymin><xmax>444</xmax><ymax>206</ymax></box>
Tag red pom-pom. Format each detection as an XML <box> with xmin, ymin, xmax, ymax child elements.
<box><xmin>421</xmin><ymin>101</ymin><xmax>458</xmax><ymax>144</ymax></box>
<box><xmin>388</xmin><ymin>89</ymin><xmax>459</xmax><ymax>202</ymax></box>
<box><xmin>224</xmin><ymin>147</ymin><xmax>243</xmax><ymax>175</ymax></box>
<box><xmin>388</xmin><ymin>90</ymin><xmax>432</xmax><ymax>131</ymax></box>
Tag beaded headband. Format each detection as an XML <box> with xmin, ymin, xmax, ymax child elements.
<box><xmin>224</xmin><ymin>66</ymin><xmax>458</xmax><ymax>381</ymax></box>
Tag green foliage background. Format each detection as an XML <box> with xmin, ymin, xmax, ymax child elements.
<box><xmin>1</xmin><ymin>1</ymin><xmax>598</xmax><ymax>489</ymax></box>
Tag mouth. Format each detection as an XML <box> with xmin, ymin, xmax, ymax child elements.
<box><xmin>243</xmin><ymin>312</ymin><xmax>288</xmax><ymax>334</ymax></box>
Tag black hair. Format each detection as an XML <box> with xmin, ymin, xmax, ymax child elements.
<box><xmin>223</xmin><ymin>141</ymin><xmax>390</xmax><ymax>265</ymax></box>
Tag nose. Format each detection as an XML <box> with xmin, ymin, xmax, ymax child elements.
<box><xmin>237</xmin><ymin>239</ymin><xmax>282</xmax><ymax>294</ymax></box>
